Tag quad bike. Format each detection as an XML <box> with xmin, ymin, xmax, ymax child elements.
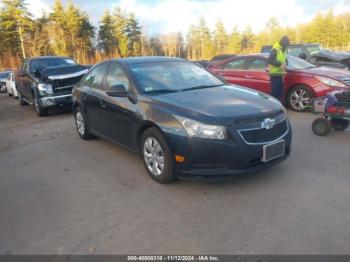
<box><xmin>311</xmin><ymin>91</ymin><xmax>350</xmax><ymax>136</ymax></box>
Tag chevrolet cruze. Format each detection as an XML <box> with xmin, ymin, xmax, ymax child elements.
<box><xmin>73</xmin><ymin>57</ymin><xmax>292</xmax><ymax>183</ymax></box>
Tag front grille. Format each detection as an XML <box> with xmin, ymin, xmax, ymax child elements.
<box><xmin>52</xmin><ymin>75</ymin><xmax>84</xmax><ymax>94</ymax></box>
<box><xmin>239</xmin><ymin>120</ymin><xmax>288</xmax><ymax>144</ymax></box>
<box><xmin>235</xmin><ymin>110</ymin><xmax>284</xmax><ymax>126</ymax></box>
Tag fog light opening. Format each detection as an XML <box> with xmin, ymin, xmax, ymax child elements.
<box><xmin>175</xmin><ymin>155</ymin><xmax>185</xmax><ymax>163</ymax></box>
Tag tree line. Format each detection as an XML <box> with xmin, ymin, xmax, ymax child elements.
<box><xmin>1</xmin><ymin>0</ymin><xmax>350</xmax><ymax>70</ymax></box>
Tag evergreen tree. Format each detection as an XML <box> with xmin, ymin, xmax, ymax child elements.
<box><xmin>228</xmin><ymin>26</ymin><xmax>242</xmax><ymax>53</ymax></box>
<box><xmin>113</xmin><ymin>7</ymin><xmax>128</xmax><ymax>57</ymax></box>
<box><xmin>98</xmin><ymin>10</ymin><xmax>117</xmax><ymax>57</ymax></box>
<box><xmin>214</xmin><ymin>20</ymin><xmax>228</xmax><ymax>54</ymax></box>
<box><xmin>124</xmin><ymin>13</ymin><xmax>142</xmax><ymax>56</ymax></box>
<box><xmin>0</xmin><ymin>0</ymin><xmax>33</xmax><ymax>58</ymax></box>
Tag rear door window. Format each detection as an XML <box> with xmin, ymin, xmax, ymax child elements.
<box><xmin>222</xmin><ymin>58</ymin><xmax>247</xmax><ymax>70</ymax></box>
<box><xmin>246</xmin><ymin>58</ymin><xmax>267</xmax><ymax>71</ymax></box>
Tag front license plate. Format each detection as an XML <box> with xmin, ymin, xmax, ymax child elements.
<box><xmin>261</xmin><ymin>140</ymin><xmax>285</xmax><ymax>162</ymax></box>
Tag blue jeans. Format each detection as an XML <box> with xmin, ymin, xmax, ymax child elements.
<box><xmin>270</xmin><ymin>76</ymin><xmax>284</xmax><ymax>100</ymax></box>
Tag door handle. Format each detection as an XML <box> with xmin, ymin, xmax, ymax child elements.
<box><xmin>218</xmin><ymin>72</ymin><xmax>226</xmax><ymax>76</ymax></box>
<box><xmin>245</xmin><ymin>75</ymin><xmax>253</xmax><ymax>78</ymax></box>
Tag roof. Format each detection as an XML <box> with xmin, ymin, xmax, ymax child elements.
<box><xmin>262</xmin><ymin>43</ymin><xmax>319</xmax><ymax>48</ymax></box>
<box><xmin>27</xmin><ymin>56</ymin><xmax>72</xmax><ymax>60</ymax></box>
<box><xmin>233</xmin><ymin>53</ymin><xmax>269</xmax><ymax>58</ymax></box>
<box><xmin>115</xmin><ymin>56</ymin><xmax>186</xmax><ymax>64</ymax></box>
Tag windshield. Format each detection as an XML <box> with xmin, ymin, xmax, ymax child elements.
<box><xmin>0</xmin><ymin>72</ymin><xmax>10</xmax><ymax>79</ymax></box>
<box><xmin>287</xmin><ymin>55</ymin><xmax>315</xmax><ymax>70</ymax></box>
<box><xmin>306</xmin><ymin>45</ymin><xmax>322</xmax><ymax>56</ymax></box>
<box><xmin>129</xmin><ymin>61</ymin><xmax>224</xmax><ymax>94</ymax></box>
<box><xmin>30</xmin><ymin>58</ymin><xmax>76</xmax><ymax>74</ymax></box>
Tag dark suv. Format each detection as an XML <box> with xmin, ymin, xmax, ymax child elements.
<box><xmin>261</xmin><ymin>44</ymin><xmax>350</xmax><ymax>69</ymax></box>
<box><xmin>16</xmin><ymin>56</ymin><xmax>89</xmax><ymax>116</ymax></box>
<box><xmin>73</xmin><ymin>57</ymin><xmax>292</xmax><ymax>183</ymax></box>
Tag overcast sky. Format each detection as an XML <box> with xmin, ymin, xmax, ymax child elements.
<box><xmin>26</xmin><ymin>0</ymin><xmax>350</xmax><ymax>35</ymax></box>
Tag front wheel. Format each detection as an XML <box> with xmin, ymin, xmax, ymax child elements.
<box><xmin>312</xmin><ymin>117</ymin><xmax>331</xmax><ymax>136</ymax></box>
<box><xmin>331</xmin><ymin>118</ymin><xmax>349</xmax><ymax>131</ymax></box>
<box><xmin>74</xmin><ymin>107</ymin><xmax>94</xmax><ymax>140</ymax></box>
<box><xmin>287</xmin><ymin>86</ymin><xmax>313</xmax><ymax>112</ymax></box>
<box><xmin>34</xmin><ymin>96</ymin><xmax>47</xmax><ymax>117</ymax></box>
<box><xmin>141</xmin><ymin>127</ymin><xmax>176</xmax><ymax>183</ymax></box>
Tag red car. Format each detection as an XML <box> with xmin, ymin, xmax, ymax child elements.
<box><xmin>210</xmin><ymin>54</ymin><xmax>350</xmax><ymax>111</ymax></box>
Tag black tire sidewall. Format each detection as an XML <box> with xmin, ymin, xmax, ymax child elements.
<box><xmin>18</xmin><ymin>91</ymin><xmax>26</xmax><ymax>105</ymax></box>
<box><xmin>74</xmin><ymin>107</ymin><xmax>93</xmax><ymax>140</ymax></box>
<box><xmin>34</xmin><ymin>95</ymin><xmax>47</xmax><ymax>117</ymax></box>
<box><xmin>141</xmin><ymin>127</ymin><xmax>175</xmax><ymax>183</ymax></box>
<box><xmin>331</xmin><ymin>118</ymin><xmax>349</xmax><ymax>131</ymax></box>
<box><xmin>312</xmin><ymin>118</ymin><xmax>331</xmax><ymax>136</ymax></box>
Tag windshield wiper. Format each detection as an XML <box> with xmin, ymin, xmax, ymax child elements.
<box><xmin>180</xmin><ymin>84</ymin><xmax>224</xmax><ymax>92</ymax></box>
<box><xmin>145</xmin><ymin>89</ymin><xmax>179</xmax><ymax>95</ymax></box>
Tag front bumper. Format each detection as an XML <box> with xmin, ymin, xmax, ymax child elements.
<box><xmin>164</xmin><ymin>124</ymin><xmax>292</xmax><ymax>180</ymax></box>
<box><xmin>40</xmin><ymin>94</ymin><xmax>73</xmax><ymax>108</ymax></box>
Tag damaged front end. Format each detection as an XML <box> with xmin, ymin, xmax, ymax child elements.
<box><xmin>37</xmin><ymin>65</ymin><xmax>88</xmax><ymax>108</ymax></box>
<box><xmin>312</xmin><ymin>50</ymin><xmax>350</xmax><ymax>69</ymax></box>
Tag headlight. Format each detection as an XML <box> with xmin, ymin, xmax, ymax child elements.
<box><xmin>316</xmin><ymin>76</ymin><xmax>347</xmax><ymax>88</ymax></box>
<box><xmin>175</xmin><ymin>116</ymin><xmax>227</xmax><ymax>140</ymax></box>
<box><xmin>38</xmin><ymin>83</ymin><xmax>53</xmax><ymax>95</ymax></box>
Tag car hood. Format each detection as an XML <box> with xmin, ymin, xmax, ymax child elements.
<box><xmin>39</xmin><ymin>64</ymin><xmax>88</xmax><ymax>81</ymax></box>
<box><xmin>300</xmin><ymin>67</ymin><xmax>350</xmax><ymax>80</ymax></box>
<box><xmin>148</xmin><ymin>85</ymin><xmax>283</xmax><ymax>125</ymax></box>
<box><xmin>313</xmin><ymin>50</ymin><xmax>350</xmax><ymax>63</ymax></box>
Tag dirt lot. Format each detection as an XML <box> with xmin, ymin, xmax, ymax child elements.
<box><xmin>0</xmin><ymin>93</ymin><xmax>350</xmax><ymax>255</ymax></box>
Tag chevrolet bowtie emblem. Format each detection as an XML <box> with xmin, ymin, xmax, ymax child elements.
<box><xmin>261</xmin><ymin>118</ymin><xmax>275</xmax><ymax>130</ymax></box>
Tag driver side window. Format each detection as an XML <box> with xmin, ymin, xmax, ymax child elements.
<box><xmin>105</xmin><ymin>62</ymin><xmax>129</xmax><ymax>91</ymax></box>
<box><xmin>84</xmin><ymin>62</ymin><xmax>109</xmax><ymax>90</ymax></box>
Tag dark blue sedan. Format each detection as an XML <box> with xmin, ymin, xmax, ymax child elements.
<box><xmin>72</xmin><ymin>57</ymin><xmax>292</xmax><ymax>183</ymax></box>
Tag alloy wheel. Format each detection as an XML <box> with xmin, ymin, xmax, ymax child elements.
<box><xmin>143</xmin><ymin>137</ymin><xmax>165</xmax><ymax>176</ymax></box>
<box><xmin>75</xmin><ymin>111</ymin><xmax>85</xmax><ymax>136</ymax></box>
<box><xmin>289</xmin><ymin>89</ymin><xmax>310</xmax><ymax>111</ymax></box>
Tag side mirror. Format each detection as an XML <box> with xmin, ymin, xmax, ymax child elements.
<box><xmin>17</xmin><ymin>70</ymin><xmax>27</xmax><ymax>77</ymax></box>
<box><xmin>106</xmin><ymin>84</ymin><xmax>128</xmax><ymax>97</ymax></box>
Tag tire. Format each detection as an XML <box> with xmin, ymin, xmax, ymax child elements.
<box><xmin>331</xmin><ymin>118</ymin><xmax>349</xmax><ymax>131</ymax></box>
<box><xmin>18</xmin><ymin>91</ymin><xmax>27</xmax><ymax>105</ymax></box>
<box><xmin>74</xmin><ymin>107</ymin><xmax>94</xmax><ymax>140</ymax></box>
<box><xmin>312</xmin><ymin>117</ymin><xmax>331</xmax><ymax>136</ymax></box>
<box><xmin>287</xmin><ymin>85</ymin><xmax>313</xmax><ymax>112</ymax></box>
<box><xmin>141</xmin><ymin>127</ymin><xmax>176</xmax><ymax>183</ymax></box>
<box><xmin>34</xmin><ymin>95</ymin><xmax>48</xmax><ymax>117</ymax></box>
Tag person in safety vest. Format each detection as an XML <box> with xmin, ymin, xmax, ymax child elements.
<box><xmin>268</xmin><ymin>35</ymin><xmax>290</xmax><ymax>100</ymax></box>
